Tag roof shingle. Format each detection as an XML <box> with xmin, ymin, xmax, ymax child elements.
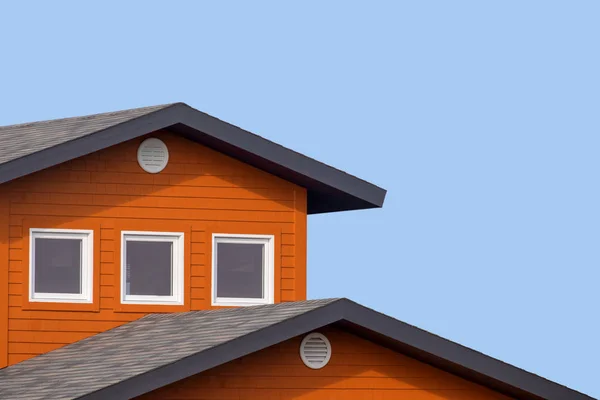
<box><xmin>0</xmin><ymin>104</ymin><xmax>174</xmax><ymax>165</ymax></box>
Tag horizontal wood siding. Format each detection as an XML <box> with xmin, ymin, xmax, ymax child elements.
<box><xmin>0</xmin><ymin>193</ymin><xmax>8</xmax><ymax>368</ymax></box>
<box><xmin>1</xmin><ymin>131</ymin><xmax>306</xmax><ymax>366</ymax></box>
<box><xmin>136</xmin><ymin>327</ymin><xmax>511</xmax><ymax>400</ymax></box>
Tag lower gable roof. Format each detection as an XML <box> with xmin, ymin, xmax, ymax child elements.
<box><xmin>0</xmin><ymin>103</ymin><xmax>386</xmax><ymax>214</ymax></box>
<box><xmin>0</xmin><ymin>298</ymin><xmax>592</xmax><ymax>400</ymax></box>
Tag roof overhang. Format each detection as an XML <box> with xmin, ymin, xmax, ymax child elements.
<box><xmin>0</xmin><ymin>103</ymin><xmax>386</xmax><ymax>214</ymax></box>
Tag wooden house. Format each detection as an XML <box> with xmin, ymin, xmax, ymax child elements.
<box><xmin>0</xmin><ymin>103</ymin><xmax>590</xmax><ymax>399</ymax></box>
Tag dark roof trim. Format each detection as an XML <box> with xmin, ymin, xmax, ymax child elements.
<box><xmin>0</xmin><ymin>103</ymin><xmax>386</xmax><ymax>214</ymax></box>
<box><xmin>80</xmin><ymin>299</ymin><xmax>592</xmax><ymax>400</ymax></box>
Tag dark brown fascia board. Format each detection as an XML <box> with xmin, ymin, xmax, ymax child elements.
<box><xmin>0</xmin><ymin>103</ymin><xmax>386</xmax><ymax>214</ymax></box>
<box><xmin>79</xmin><ymin>299</ymin><xmax>594</xmax><ymax>400</ymax></box>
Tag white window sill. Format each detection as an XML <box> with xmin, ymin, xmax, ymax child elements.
<box><xmin>121</xmin><ymin>297</ymin><xmax>183</xmax><ymax>306</ymax></box>
<box><xmin>29</xmin><ymin>296</ymin><xmax>93</xmax><ymax>304</ymax></box>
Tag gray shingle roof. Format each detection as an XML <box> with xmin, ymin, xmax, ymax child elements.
<box><xmin>0</xmin><ymin>104</ymin><xmax>174</xmax><ymax>165</ymax></box>
<box><xmin>0</xmin><ymin>298</ymin><xmax>593</xmax><ymax>400</ymax></box>
<box><xmin>0</xmin><ymin>299</ymin><xmax>340</xmax><ymax>400</ymax></box>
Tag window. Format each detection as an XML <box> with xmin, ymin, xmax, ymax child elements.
<box><xmin>121</xmin><ymin>231</ymin><xmax>184</xmax><ymax>305</ymax></box>
<box><xmin>212</xmin><ymin>234</ymin><xmax>274</xmax><ymax>306</ymax></box>
<box><xmin>29</xmin><ymin>229</ymin><xmax>93</xmax><ymax>303</ymax></box>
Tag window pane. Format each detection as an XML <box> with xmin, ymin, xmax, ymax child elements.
<box><xmin>216</xmin><ymin>242</ymin><xmax>264</xmax><ymax>299</ymax></box>
<box><xmin>126</xmin><ymin>241</ymin><xmax>172</xmax><ymax>296</ymax></box>
<box><xmin>34</xmin><ymin>238</ymin><xmax>82</xmax><ymax>294</ymax></box>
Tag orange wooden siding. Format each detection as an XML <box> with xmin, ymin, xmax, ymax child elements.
<box><xmin>0</xmin><ymin>131</ymin><xmax>307</xmax><ymax>366</ymax></box>
<box><xmin>136</xmin><ymin>327</ymin><xmax>511</xmax><ymax>400</ymax></box>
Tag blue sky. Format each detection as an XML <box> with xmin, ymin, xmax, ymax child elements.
<box><xmin>1</xmin><ymin>1</ymin><xmax>598</xmax><ymax>397</ymax></box>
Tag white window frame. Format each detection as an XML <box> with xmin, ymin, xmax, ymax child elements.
<box><xmin>212</xmin><ymin>233</ymin><xmax>274</xmax><ymax>307</ymax></box>
<box><xmin>121</xmin><ymin>231</ymin><xmax>184</xmax><ymax>305</ymax></box>
<box><xmin>29</xmin><ymin>228</ymin><xmax>94</xmax><ymax>303</ymax></box>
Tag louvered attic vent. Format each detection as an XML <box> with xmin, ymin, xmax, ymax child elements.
<box><xmin>137</xmin><ymin>138</ymin><xmax>169</xmax><ymax>173</ymax></box>
<box><xmin>300</xmin><ymin>332</ymin><xmax>332</xmax><ymax>369</ymax></box>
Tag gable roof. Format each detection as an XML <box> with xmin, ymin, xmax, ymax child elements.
<box><xmin>0</xmin><ymin>299</ymin><xmax>591</xmax><ymax>400</ymax></box>
<box><xmin>0</xmin><ymin>103</ymin><xmax>386</xmax><ymax>214</ymax></box>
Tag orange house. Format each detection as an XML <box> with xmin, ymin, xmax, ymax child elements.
<box><xmin>0</xmin><ymin>103</ymin><xmax>591</xmax><ymax>399</ymax></box>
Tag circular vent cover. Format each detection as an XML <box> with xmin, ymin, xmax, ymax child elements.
<box><xmin>300</xmin><ymin>332</ymin><xmax>332</xmax><ymax>369</ymax></box>
<box><xmin>137</xmin><ymin>138</ymin><xmax>169</xmax><ymax>173</ymax></box>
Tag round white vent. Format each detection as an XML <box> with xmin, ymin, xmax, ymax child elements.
<box><xmin>137</xmin><ymin>138</ymin><xmax>169</xmax><ymax>173</ymax></box>
<box><xmin>300</xmin><ymin>332</ymin><xmax>331</xmax><ymax>369</ymax></box>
